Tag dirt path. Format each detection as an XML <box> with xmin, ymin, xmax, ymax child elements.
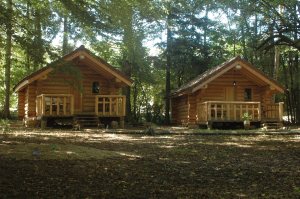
<box><xmin>0</xmin><ymin>129</ymin><xmax>299</xmax><ymax>198</ymax></box>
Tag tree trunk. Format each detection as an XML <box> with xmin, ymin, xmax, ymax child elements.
<box><xmin>121</xmin><ymin>4</ymin><xmax>134</xmax><ymax>122</ymax></box>
<box><xmin>282</xmin><ymin>56</ymin><xmax>292</xmax><ymax>123</ymax></box>
<box><xmin>3</xmin><ymin>0</ymin><xmax>13</xmax><ymax>119</ymax></box>
<box><xmin>165</xmin><ymin>13</ymin><xmax>171</xmax><ymax>124</ymax></box>
<box><xmin>253</xmin><ymin>8</ymin><xmax>258</xmax><ymax>64</ymax></box>
<box><xmin>241</xmin><ymin>24</ymin><xmax>247</xmax><ymax>60</ymax></box>
<box><xmin>62</xmin><ymin>14</ymin><xmax>69</xmax><ymax>55</ymax></box>
<box><xmin>33</xmin><ymin>9</ymin><xmax>43</xmax><ymax>70</ymax></box>
<box><xmin>274</xmin><ymin>46</ymin><xmax>280</xmax><ymax>80</ymax></box>
<box><xmin>294</xmin><ymin>52</ymin><xmax>299</xmax><ymax>123</ymax></box>
<box><xmin>293</xmin><ymin>3</ymin><xmax>300</xmax><ymax>123</ymax></box>
<box><xmin>288</xmin><ymin>52</ymin><xmax>296</xmax><ymax>123</ymax></box>
<box><xmin>132</xmin><ymin>80</ymin><xmax>138</xmax><ymax>123</ymax></box>
<box><xmin>203</xmin><ymin>6</ymin><xmax>209</xmax><ymax>62</ymax></box>
<box><xmin>122</xmin><ymin>60</ymin><xmax>132</xmax><ymax>122</ymax></box>
<box><xmin>25</xmin><ymin>0</ymin><xmax>31</xmax><ymax>71</ymax></box>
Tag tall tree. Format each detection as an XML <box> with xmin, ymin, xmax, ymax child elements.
<box><xmin>165</xmin><ymin>7</ymin><xmax>172</xmax><ymax>124</ymax></box>
<box><xmin>3</xmin><ymin>0</ymin><xmax>13</xmax><ymax>118</ymax></box>
<box><xmin>257</xmin><ymin>0</ymin><xmax>300</xmax><ymax>123</ymax></box>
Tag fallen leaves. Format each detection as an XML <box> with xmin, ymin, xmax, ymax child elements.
<box><xmin>0</xmin><ymin>132</ymin><xmax>299</xmax><ymax>198</ymax></box>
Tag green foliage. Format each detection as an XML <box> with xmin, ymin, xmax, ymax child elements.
<box><xmin>241</xmin><ymin>113</ymin><xmax>252</xmax><ymax>121</ymax></box>
<box><xmin>144</xmin><ymin>126</ymin><xmax>155</xmax><ymax>136</ymax></box>
<box><xmin>0</xmin><ymin>119</ymin><xmax>10</xmax><ymax>134</ymax></box>
<box><xmin>294</xmin><ymin>186</ymin><xmax>300</xmax><ymax>195</ymax></box>
<box><xmin>0</xmin><ymin>0</ymin><xmax>299</xmax><ymax>123</ymax></box>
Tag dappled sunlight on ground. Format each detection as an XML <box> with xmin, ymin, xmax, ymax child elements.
<box><xmin>0</xmin><ymin>127</ymin><xmax>300</xmax><ymax>198</ymax></box>
<box><xmin>204</xmin><ymin>141</ymin><xmax>253</xmax><ymax>148</ymax></box>
<box><xmin>0</xmin><ymin>141</ymin><xmax>121</xmax><ymax>160</ymax></box>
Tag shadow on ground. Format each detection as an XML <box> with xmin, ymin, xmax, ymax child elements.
<box><xmin>0</xmin><ymin>128</ymin><xmax>299</xmax><ymax>198</ymax></box>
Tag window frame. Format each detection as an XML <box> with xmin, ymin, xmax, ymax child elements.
<box><xmin>92</xmin><ymin>81</ymin><xmax>100</xmax><ymax>94</ymax></box>
<box><xmin>244</xmin><ymin>88</ymin><xmax>252</xmax><ymax>101</ymax></box>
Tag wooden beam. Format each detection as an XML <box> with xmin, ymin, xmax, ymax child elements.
<box><xmin>116</xmin><ymin>98</ymin><xmax>119</xmax><ymax>115</ymax></box>
<box><xmin>50</xmin><ymin>97</ymin><xmax>53</xmax><ymax>115</ymax></box>
<box><xmin>258</xmin><ymin>103</ymin><xmax>261</xmax><ymax>121</ymax></box>
<box><xmin>63</xmin><ymin>97</ymin><xmax>66</xmax><ymax>115</ymax></box>
<box><xmin>14</xmin><ymin>80</ymin><xmax>29</xmax><ymax>93</ymax></box>
<box><xmin>71</xmin><ymin>96</ymin><xmax>74</xmax><ymax>115</ymax></box>
<box><xmin>95</xmin><ymin>96</ymin><xmax>98</xmax><ymax>116</ymax></box>
<box><xmin>109</xmin><ymin>98</ymin><xmax>112</xmax><ymax>116</ymax></box>
<box><xmin>123</xmin><ymin>96</ymin><xmax>126</xmax><ymax>116</ymax></box>
<box><xmin>279</xmin><ymin>102</ymin><xmax>284</xmax><ymax>122</ymax></box>
<box><xmin>56</xmin><ymin>97</ymin><xmax>60</xmax><ymax>115</ymax></box>
<box><xmin>102</xmin><ymin>98</ymin><xmax>105</xmax><ymax>116</ymax></box>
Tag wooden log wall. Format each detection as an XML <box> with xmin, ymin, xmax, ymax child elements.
<box><xmin>171</xmin><ymin>95</ymin><xmax>189</xmax><ymax>125</ymax></box>
<box><xmin>172</xmin><ymin>68</ymin><xmax>276</xmax><ymax>125</ymax></box>
<box><xmin>34</xmin><ymin>63</ymin><xmax>121</xmax><ymax>115</ymax></box>
<box><xmin>197</xmin><ymin>69</ymin><xmax>261</xmax><ymax>102</ymax></box>
<box><xmin>18</xmin><ymin>90</ymin><xmax>25</xmax><ymax>119</ymax></box>
<box><xmin>78</xmin><ymin>65</ymin><xmax>119</xmax><ymax>113</ymax></box>
<box><xmin>188</xmin><ymin>94</ymin><xmax>197</xmax><ymax>124</ymax></box>
<box><xmin>25</xmin><ymin>83</ymin><xmax>37</xmax><ymax>118</ymax></box>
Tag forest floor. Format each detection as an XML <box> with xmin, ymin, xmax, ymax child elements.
<box><xmin>0</xmin><ymin>127</ymin><xmax>300</xmax><ymax>198</ymax></box>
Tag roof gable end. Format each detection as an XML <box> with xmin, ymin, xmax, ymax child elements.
<box><xmin>171</xmin><ymin>56</ymin><xmax>285</xmax><ymax>97</ymax></box>
<box><xmin>14</xmin><ymin>46</ymin><xmax>132</xmax><ymax>92</ymax></box>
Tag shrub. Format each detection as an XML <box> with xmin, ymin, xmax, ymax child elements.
<box><xmin>0</xmin><ymin>119</ymin><xmax>10</xmax><ymax>134</ymax></box>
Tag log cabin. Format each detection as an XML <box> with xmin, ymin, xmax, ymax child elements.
<box><xmin>171</xmin><ymin>56</ymin><xmax>285</xmax><ymax>128</ymax></box>
<box><xmin>13</xmin><ymin>45</ymin><xmax>133</xmax><ymax>128</ymax></box>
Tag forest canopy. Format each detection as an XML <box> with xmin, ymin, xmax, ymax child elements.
<box><xmin>0</xmin><ymin>0</ymin><xmax>299</xmax><ymax>123</ymax></box>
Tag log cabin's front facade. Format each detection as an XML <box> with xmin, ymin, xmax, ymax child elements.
<box><xmin>171</xmin><ymin>56</ymin><xmax>285</xmax><ymax>128</ymax></box>
<box><xmin>14</xmin><ymin>46</ymin><xmax>132</xmax><ymax>127</ymax></box>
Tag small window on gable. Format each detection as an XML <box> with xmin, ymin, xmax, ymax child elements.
<box><xmin>92</xmin><ymin>82</ymin><xmax>100</xmax><ymax>94</ymax></box>
<box><xmin>244</xmin><ymin>88</ymin><xmax>252</xmax><ymax>101</ymax></box>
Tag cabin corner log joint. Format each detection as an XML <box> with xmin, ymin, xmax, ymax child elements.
<box><xmin>171</xmin><ymin>56</ymin><xmax>286</xmax><ymax>128</ymax></box>
<box><xmin>14</xmin><ymin>46</ymin><xmax>133</xmax><ymax>128</ymax></box>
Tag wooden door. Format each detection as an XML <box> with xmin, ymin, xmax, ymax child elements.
<box><xmin>225</xmin><ymin>87</ymin><xmax>235</xmax><ymax>120</ymax></box>
<box><xmin>225</xmin><ymin>87</ymin><xmax>235</xmax><ymax>101</ymax></box>
<box><xmin>73</xmin><ymin>88</ymin><xmax>82</xmax><ymax>114</ymax></box>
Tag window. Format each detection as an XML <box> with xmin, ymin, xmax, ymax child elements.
<box><xmin>244</xmin><ymin>88</ymin><xmax>252</xmax><ymax>101</ymax></box>
<box><xmin>92</xmin><ymin>82</ymin><xmax>100</xmax><ymax>94</ymax></box>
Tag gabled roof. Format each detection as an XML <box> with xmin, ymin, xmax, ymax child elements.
<box><xmin>14</xmin><ymin>45</ymin><xmax>133</xmax><ymax>92</ymax></box>
<box><xmin>171</xmin><ymin>56</ymin><xmax>285</xmax><ymax>97</ymax></box>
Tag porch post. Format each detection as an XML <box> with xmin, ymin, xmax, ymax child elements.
<box><xmin>279</xmin><ymin>102</ymin><xmax>284</xmax><ymax>122</ymax></box>
<box><xmin>42</xmin><ymin>95</ymin><xmax>45</xmax><ymax>115</ymax></box>
<box><xmin>258</xmin><ymin>102</ymin><xmax>261</xmax><ymax>121</ymax></box>
<box><xmin>123</xmin><ymin>96</ymin><xmax>126</xmax><ymax>116</ymax></box>
<box><xmin>207</xmin><ymin>102</ymin><xmax>211</xmax><ymax>121</ymax></box>
<box><xmin>71</xmin><ymin>95</ymin><xmax>74</xmax><ymax>115</ymax></box>
<box><xmin>95</xmin><ymin>96</ymin><xmax>98</xmax><ymax>116</ymax></box>
<box><xmin>120</xmin><ymin>116</ymin><xmax>125</xmax><ymax>128</ymax></box>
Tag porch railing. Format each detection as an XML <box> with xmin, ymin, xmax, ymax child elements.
<box><xmin>95</xmin><ymin>95</ymin><xmax>126</xmax><ymax>117</ymax></box>
<box><xmin>197</xmin><ymin>101</ymin><xmax>284</xmax><ymax>123</ymax></box>
<box><xmin>197</xmin><ymin>101</ymin><xmax>261</xmax><ymax>123</ymax></box>
<box><xmin>36</xmin><ymin>94</ymin><xmax>74</xmax><ymax>117</ymax></box>
<box><xmin>263</xmin><ymin>102</ymin><xmax>284</xmax><ymax>122</ymax></box>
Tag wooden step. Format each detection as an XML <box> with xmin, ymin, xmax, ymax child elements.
<box><xmin>262</xmin><ymin>122</ymin><xmax>283</xmax><ymax>130</ymax></box>
<box><xmin>74</xmin><ymin>115</ymin><xmax>99</xmax><ymax>128</ymax></box>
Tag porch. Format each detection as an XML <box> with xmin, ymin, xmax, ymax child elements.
<box><xmin>197</xmin><ymin>101</ymin><xmax>284</xmax><ymax>124</ymax></box>
<box><xmin>36</xmin><ymin>94</ymin><xmax>126</xmax><ymax>117</ymax></box>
